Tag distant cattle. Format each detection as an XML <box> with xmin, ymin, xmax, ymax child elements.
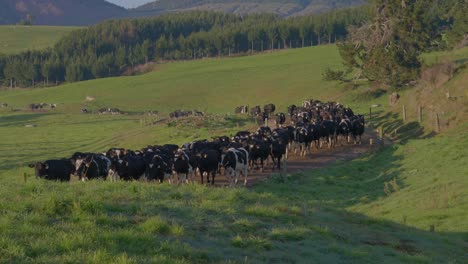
<box><xmin>263</xmin><ymin>104</ymin><xmax>276</xmax><ymax>117</ymax></box>
<box><xmin>249</xmin><ymin>106</ymin><xmax>261</xmax><ymax>117</ymax></box>
<box><xmin>81</xmin><ymin>108</ymin><xmax>89</xmax><ymax>114</ymax></box>
<box><xmin>98</xmin><ymin>108</ymin><xmax>122</xmax><ymax>115</ymax></box>
<box><xmin>0</xmin><ymin>103</ymin><xmax>8</xmax><ymax>108</ymax></box>
<box><xmin>235</xmin><ymin>106</ymin><xmax>249</xmax><ymax>114</ymax></box>
<box><xmin>29</xmin><ymin>159</ymin><xmax>74</xmax><ymax>181</ymax></box>
<box><xmin>169</xmin><ymin>110</ymin><xmax>194</xmax><ymax>119</ymax></box>
<box><xmin>222</xmin><ymin>148</ymin><xmax>249</xmax><ymax>186</ymax></box>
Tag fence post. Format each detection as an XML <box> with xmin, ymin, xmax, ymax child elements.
<box><xmin>369</xmin><ymin>107</ymin><xmax>372</xmax><ymax>123</ymax></box>
<box><xmin>435</xmin><ymin>113</ymin><xmax>440</xmax><ymax>133</ymax></box>
<box><xmin>418</xmin><ymin>106</ymin><xmax>422</xmax><ymax>124</ymax></box>
<box><xmin>402</xmin><ymin>105</ymin><xmax>406</xmax><ymax>122</ymax></box>
<box><xmin>265</xmin><ymin>118</ymin><xmax>268</xmax><ymax>127</ymax></box>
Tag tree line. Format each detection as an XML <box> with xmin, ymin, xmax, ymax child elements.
<box><xmin>0</xmin><ymin>8</ymin><xmax>370</xmax><ymax>88</ymax></box>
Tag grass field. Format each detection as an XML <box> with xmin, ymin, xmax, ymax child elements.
<box><xmin>0</xmin><ymin>45</ymin><xmax>467</xmax><ymax>263</ymax></box>
<box><xmin>0</xmin><ymin>25</ymin><xmax>80</xmax><ymax>54</ymax></box>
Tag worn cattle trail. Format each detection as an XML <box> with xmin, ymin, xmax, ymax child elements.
<box><xmin>204</xmin><ymin>122</ymin><xmax>383</xmax><ymax>187</ymax></box>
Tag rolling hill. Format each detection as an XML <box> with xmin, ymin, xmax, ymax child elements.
<box><xmin>131</xmin><ymin>0</ymin><xmax>365</xmax><ymax>17</ymax></box>
<box><xmin>0</xmin><ymin>0</ymin><xmax>365</xmax><ymax>26</ymax></box>
<box><xmin>0</xmin><ymin>0</ymin><xmax>126</xmax><ymax>26</ymax></box>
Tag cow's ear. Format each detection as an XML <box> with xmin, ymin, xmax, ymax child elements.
<box><xmin>28</xmin><ymin>163</ymin><xmax>35</xmax><ymax>168</ymax></box>
<box><xmin>45</xmin><ymin>164</ymin><xmax>49</xmax><ymax>170</ymax></box>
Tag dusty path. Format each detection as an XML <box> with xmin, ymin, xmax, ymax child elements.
<box><xmin>196</xmin><ymin>122</ymin><xmax>384</xmax><ymax>187</ymax></box>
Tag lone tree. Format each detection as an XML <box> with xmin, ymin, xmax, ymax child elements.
<box><xmin>338</xmin><ymin>0</ymin><xmax>432</xmax><ymax>88</ymax></box>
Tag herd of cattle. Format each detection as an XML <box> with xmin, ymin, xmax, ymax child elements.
<box><xmin>29</xmin><ymin>99</ymin><xmax>365</xmax><ymax>186</ymax></box>
<box><xmin>29</xmin><ymin>103</ymin><xmax>57</xmax><ymax>111</ymax></box>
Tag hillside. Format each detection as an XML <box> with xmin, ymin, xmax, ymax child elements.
<box><xmin>0</xmin><ymin>0</ymin><xmax>126</xmax><ymax>26</ymax></box>
<box><xmin>0</xmin><ymin>46</ymin><xmax>467</xmax><ymax>263</ymax></box>
<box><xmin>0</xmin><ymin>26</ymin><xmax>79</xmax><ymax>54</ymax></box>
<box><xmin>131</xmin><ymin>0</ymin><xmax>365</xmax><ymax>17</ymax></box>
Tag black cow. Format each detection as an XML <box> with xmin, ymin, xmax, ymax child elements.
<box><xmin>270</xmin><ymin>136</ymin><xmax>287</xmax><ymax>170</ymax></box>
<box><xmin>351</xmin><ymin>115</ymin><xmax>365</xmax><ymax>144</ymax></box>
<box><xmin>28</xmin><ymin>160</ymin><xmax>74</xmax><ymax>181</ymax></box>
<box><xmin>287</xmin><ymin>105</ymin><xmax>297</xmax><ymax>119</ymax></box>
<box><xmin>263</xmin><ymin>104</ymin><xmax>276</xmax><ymax>117</ymax></box>
<box><xmin>275</xmin><ymin>113</ymin><xmax>286</xmax><ymax>127</ymax></box>
<box><xmin>247</xmin><ymin>137</ymin><xmax>270</xmax><ymax>172</ymax></box>
<box><xmin>306</xmin><ymin>123</ymin><xmax>320</xmax><ymax>150</ymax></box>
<box><xmin>256</xmin><ymin>126</ymin><xmax>272</xmax><ymax>137</ymax></box>
<box><xmin>222</xmin><ymin>148</ymin><xmax>249</xmax><ymax>186</ymax></box>
<box><xmin>196</xmin><ymin>149</ymin><xmax>220</xmax><ymax>185</ymax></box>
<box><xmin>319</xmin><ymin>120</ymin><xmax>337</xmax><ymax>149</ymax></box>
<box><xmin>110</xmin><ymin>155</ymin><xmax>146</xmax><ymax>181</ymax></box>
<box><xmin>147</xmin><ymin>154</ymin><xmax>171</xmax><ymax>183</ymax></box>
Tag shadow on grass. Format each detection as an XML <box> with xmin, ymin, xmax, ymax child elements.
<box><xmin>0</xmin><ymin>113</ymin><xmax>52</xmax><ymax>126</ymax></box>
<box><xmin>370</xmin><ymin>111</ymin><xmax>433</xmax><ymax>144</ymax></box>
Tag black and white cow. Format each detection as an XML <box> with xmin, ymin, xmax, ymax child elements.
<box><xmin>173</xmin><ymin>150</ymin><xmax>194</xmax><ymax>184</ymax></box>
<box><xmin>222</xmin><ymin>148</ymin><xmax>248</xmax><ymax>186</ymax></box>
<box><xmin>75</xmin><ymin>154</ymin><xmax>111</xmax><ymax>181</ymax></box>
<box><xmin>294</xmin><ymin>126</ymin><xmax>309</xmax><ymax>157</ymax></box>
<box><xmin>338</xmin><ymin>118</ymin><xmax>352</xmax><ymax>144</ymax></box>
<box><xmin>28</xmin><ymin>159</ymin><xmax>74</xmax><ymax>181</ymax></box>
<box><xmin>70</xmin><ymin>152</ymin><xmax>93</xmax><ymax>175</ymax></box>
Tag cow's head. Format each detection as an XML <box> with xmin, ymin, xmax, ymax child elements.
<box><xmin>28</xmin><ymin>162</ymin><xmax>48</xmax><ymax>178</ymax></box>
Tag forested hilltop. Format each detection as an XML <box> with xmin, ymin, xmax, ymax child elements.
<box><xmin>0</xmin><ymin>8</ymin><xmax>369</xmax><ymax>87</ymax></box>
<box><xmin>131</xmin><ymin>0</ymin><xmax>365</xmax><ymax>17</ymax></box>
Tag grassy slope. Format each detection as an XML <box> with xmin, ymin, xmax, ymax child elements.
<box><xmin>0</xmin><ymin>25</ymin><xmax>79</xmax><ymax>54</ymax></box>
<box><xmin>0</xmin><ymin>46</ymin><xmax>346</xmax><ymax>113</ymax></box>
<box><xmin>0</xmin><ymin>46</ymin><xmax>467</xmax><ymax>263</ymax></box>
